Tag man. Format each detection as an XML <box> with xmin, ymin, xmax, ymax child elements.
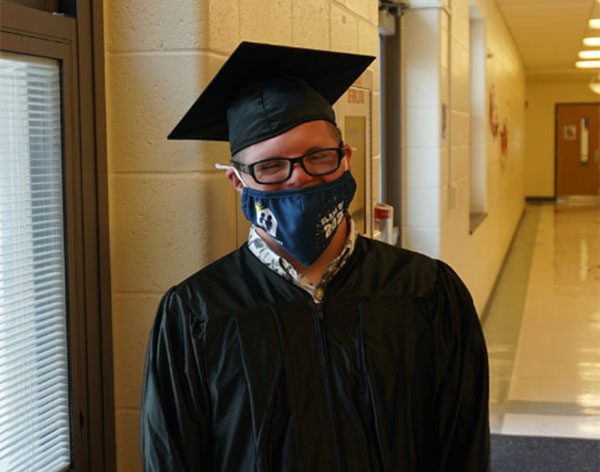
<box><xmin>141</xmin><ymin>42</ymin><xmax>490</xmax><ymax>471</ymax></box>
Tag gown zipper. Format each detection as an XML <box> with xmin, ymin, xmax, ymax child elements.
<box><xmin>313</xmin><ymin>301</ymin><xmax>346</xmax><ymax>472</ymax></box>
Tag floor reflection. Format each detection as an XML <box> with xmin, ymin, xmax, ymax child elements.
<box><xmin>483</xmin><ymin>203</ymin><xmax>600</xmax><ymax>439</ymax></box>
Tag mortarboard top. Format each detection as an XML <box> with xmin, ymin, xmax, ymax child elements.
<box><xmin>168</xmin><ymin>41</ymin><xmax>375</xmax><ymax>154</ymax></box>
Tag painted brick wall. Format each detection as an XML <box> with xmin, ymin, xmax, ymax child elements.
<box><xmin>104</xmin><ymin>1</ymin><xmax>379</xmax><ymax>470</ymax></box>
<box><xmin>441</xmin><ymin>0</ymin><xmax>527</xmax><ymax>314</ymax></box>
<box><xmin>402</xmin><ymin>7</ymin><xmax>443</xmax><ymax>257</ymax></box>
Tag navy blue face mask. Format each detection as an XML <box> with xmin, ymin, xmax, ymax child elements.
<box><xmin>241</xmin><ymin>171</ymin><xmax>357</xmax><ymax>265</ymax></box>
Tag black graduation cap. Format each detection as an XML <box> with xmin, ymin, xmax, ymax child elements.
<box><xmin>168</xmin><ymin>41</ymin><xmax>375</xmax><ymax>154</ymax></box>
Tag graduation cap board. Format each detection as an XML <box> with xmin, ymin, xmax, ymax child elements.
<box><xmin>168</xmin><ymin>41</ymin><xmax>375</xmax><ymax>154</ymax></box>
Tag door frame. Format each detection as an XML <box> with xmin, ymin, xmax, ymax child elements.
<box><xmin>0</xmin><ymin>2</ymin><xmax>114</xmax><ymax>471</ymax></box>
<box><xmin>380</xmin><ymin>4</ymin><xmax>403</xmax><ymax>246</ymax></box>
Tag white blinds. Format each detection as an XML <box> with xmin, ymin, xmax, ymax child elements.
<box><xmin>0</xmin><ymin>53</ymin><xmax>71</xmax><ymax>471</ymax></box>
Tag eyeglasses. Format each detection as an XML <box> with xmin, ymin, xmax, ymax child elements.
<box><xmin>231</xmin><ymin>144</ymin><xmax>346</xmax><ymax>184</ymax></box>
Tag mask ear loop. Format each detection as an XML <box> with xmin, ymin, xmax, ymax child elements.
<box><xmin>214</xmin><ymin>163</ymin><xmax>249</xmax><ymax>187</ymax></box>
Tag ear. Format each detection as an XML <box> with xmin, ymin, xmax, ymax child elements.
<box><xmin>226</xmin><ymin>167</ymin><xmax>245</xmax><ymax>193</ymax></box>
<box><xmin>343</xmin><ymin>142</ymin><xmax>352</xmax><ymax>171</ymax></box>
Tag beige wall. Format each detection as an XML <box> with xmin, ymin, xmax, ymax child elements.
<box><xmin>402</xmin><ymin>0</ymin><xmax>527</xmax><ymax>313</ymax></box>
<box><xmin>525</xmin><ymin>77</ymin><xmax>599</xmax><ymax>197</ymax></box>
<box><xmin>104</xmin><ymin>1</ymin><xmax>379</xmax><ymax>470</ymax></box>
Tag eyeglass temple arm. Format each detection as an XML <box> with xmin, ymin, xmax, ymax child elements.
<box><xmin>213</xmin><ymin>163</ymin><xmax>249</xmax><ymax>187</ymax></box>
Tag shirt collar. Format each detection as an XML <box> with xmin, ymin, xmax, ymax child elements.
<box><xmin>247</xmin><ymin>217</ymin><xmax>357</xmax><ymax>302</ymax></box>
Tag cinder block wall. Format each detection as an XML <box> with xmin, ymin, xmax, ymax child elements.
<box><xmin>104</xmin><ymin>1</ymin><xmax>379</xmax><ymax>470</ymax></box>
<box><xmin>441</xmin><ymin>0</ymin><xmax>527</xmax><ymax>313</ymax></box>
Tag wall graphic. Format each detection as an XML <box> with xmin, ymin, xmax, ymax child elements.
<box><xmin>489</xmin><ymin>85</ymin><xmax>509</xmax><ymax>157</ymax></box>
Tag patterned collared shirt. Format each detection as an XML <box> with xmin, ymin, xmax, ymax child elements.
<box><xmin>247</xmin><ymin>218</ymin><xmax>357</xmax><ymax>303</ymax></box>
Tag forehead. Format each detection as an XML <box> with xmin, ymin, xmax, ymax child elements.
<box><xmin>241</xmin><ymin>120</ymin><xmax>338</xmax><ymax>163</ymax></box>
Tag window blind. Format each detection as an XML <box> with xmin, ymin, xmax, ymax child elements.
<box><xmin>0</xmin><ymin>52</ymin><xmax>71</xmax><ymax>471</ymax></box>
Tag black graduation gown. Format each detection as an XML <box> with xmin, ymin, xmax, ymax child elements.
<box><xmin>141</xmin><ymin>236</ymin><xmax>490</xmax><ymax>471</ymax></box>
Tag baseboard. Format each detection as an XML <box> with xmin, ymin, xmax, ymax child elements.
<box><xmin>525</xmin><ymin>196</ymin><xmax>556</xmax><ymax>203</ymax></box>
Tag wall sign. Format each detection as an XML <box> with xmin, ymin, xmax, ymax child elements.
<box><xmin>563</xmin><ymin>124</ymin><xmax>577</xmax><ymax>141</ymax></box>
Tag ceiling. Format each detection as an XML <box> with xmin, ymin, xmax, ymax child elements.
<box><xmin>494</xmin><ymin>0</ymin><xmax>600</xmax><ymax>78</ymax></box>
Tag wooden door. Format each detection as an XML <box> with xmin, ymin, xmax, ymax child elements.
<box><xmin>556</xmin><ymin>104</ymin><xmax>600</xmax><ymax>196</ymax></box>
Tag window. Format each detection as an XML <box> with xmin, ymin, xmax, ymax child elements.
<box><xmin>0</xmin><ymin>2</ymin><xmax>114</xmax><ymax>471</ymax></box>
<box><xmin>0</xmin><ymin>52</ymin><xmax>71</xmax><ymax>471</ymax></box>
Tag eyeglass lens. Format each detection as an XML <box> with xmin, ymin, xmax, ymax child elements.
<box><xmin>253</xmin><ymin>148</ymin><xmax>341</xmax><ymax>184</ymax></box>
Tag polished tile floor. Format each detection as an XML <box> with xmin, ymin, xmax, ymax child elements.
<box><xmin>483</xmin><ymin>203</ymin><xmax>600</xmax><ymax>439</ymax></box>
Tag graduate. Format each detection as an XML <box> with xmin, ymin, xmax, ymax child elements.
<box><xmin>141</xmin><ymin>41</ymin><xmax>490</xmax><ymax>472</ymax></box>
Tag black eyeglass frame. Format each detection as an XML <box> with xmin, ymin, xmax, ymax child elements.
<box><xmin>231</xmin><ymin>143</ymin><xmax>346</xmax><ymax>184</ymax></box>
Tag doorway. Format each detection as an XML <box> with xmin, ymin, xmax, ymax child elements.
<box><xmin>555</xmin><ymin>103</ymin><xmax>600</xmax><ymax>197</ymax></box>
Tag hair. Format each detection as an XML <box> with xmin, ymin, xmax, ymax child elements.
<box><xmin>231</xmin><ymin>121</ymin><xmax>342</xmax><ymax>163</ymax></box>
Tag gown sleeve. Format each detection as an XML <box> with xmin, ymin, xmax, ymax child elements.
<box><xmin>430</xmin><ymin>262</ymin><xmax>491</xmax><ymax>472</ymax></box>
<box><xmin>140</xmin><ymin>286</ymin><xmax>211</xmax><ymax>471</ymax></box>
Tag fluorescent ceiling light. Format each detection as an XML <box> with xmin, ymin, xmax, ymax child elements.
<box><xmin>583</xmin><ymin>37</ymin><xmax>600</xmax><ymax>46</ymax></box>
<box><xmin>590</xmin><ymin>19</ymin><xmax>600</xmax><ymax>29</ymax></box>
<box><xmin>579</xmin><ymin>50</ymin><xmax>600</xmax><ymax>59</ymax></box>
<box><xmin>575</xmin><ymin>60</ymin><xmax>600</xmax><ymax>68</ymax></box>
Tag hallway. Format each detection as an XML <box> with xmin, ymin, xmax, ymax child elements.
<box><xmin>483</xmin><ymin>203</ymin><xmax>600</xmax><ymax>440</ymax></box>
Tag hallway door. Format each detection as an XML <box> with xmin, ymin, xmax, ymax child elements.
<box><xmin>555</xmin><ymin>103</ymin><xmax>600</xmax><ymax>196</ymax></box>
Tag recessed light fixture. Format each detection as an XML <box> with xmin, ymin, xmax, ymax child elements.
<box><xmin>579</xmin><ymin>50</ymin><xmax>600</xmax><ymax>59</ymax></box>
<box><xmin>583</xmin><ymin>37</ymin><xmax>600</xmax><ymax>47</ymax></box>
<box><xmin>590</xmin><ymin>73</ymin><xmax>600</xmax><ymax>94</ymax></box>
<box><xmin>575</xmin><ymin>60</ymin><xmax>600</xmax><ymax>68</ymax></box>
<box><xmin>590</xmin><ymin>19</ymin><xmax>600</xmax><ymax>29</ymax></box>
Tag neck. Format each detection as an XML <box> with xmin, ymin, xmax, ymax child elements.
<box><xmin>257</xmin><ymin>216</ymin><xmax>350</xmax><ymax>285</ymax></box>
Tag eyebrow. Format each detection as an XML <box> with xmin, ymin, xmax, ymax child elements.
<box><xmin>254</xmin><ymin>144</ymin><xmax>339</xmax><ymax>162</ymax></box>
